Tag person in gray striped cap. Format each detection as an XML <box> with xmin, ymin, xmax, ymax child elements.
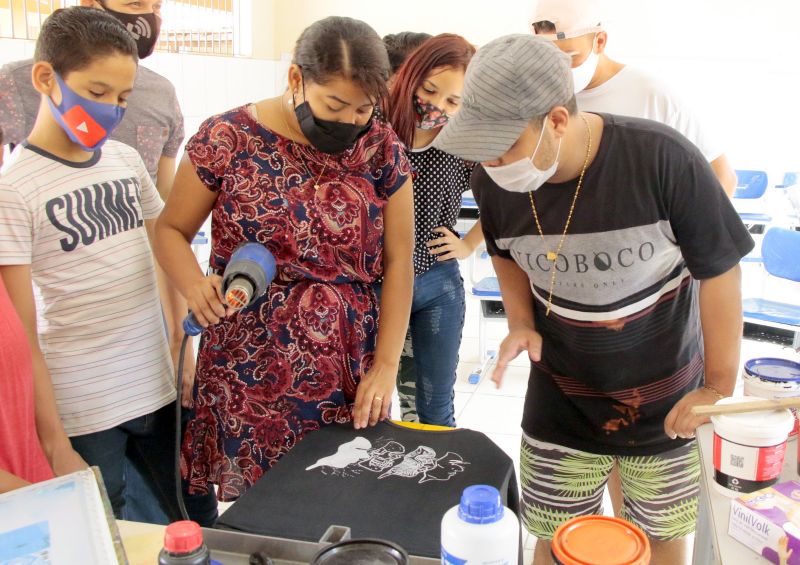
<box><xmin>435</xmin><ymin>34</ymin><xmax>752</xmax><ymax>565</ymax></box>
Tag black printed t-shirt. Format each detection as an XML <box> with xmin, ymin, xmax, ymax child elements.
<box><xmin>473</xmin><ymin>114</ymin><xmax>753</xmax><ymax>456</ymax></box>
<box><xmin>217</xmin><ymin>421</ymin><xmax>519</xmax><ymax>558</ymax></box>
<box><xmin>409</xmin><ymin>145</ymin><xmax>473</xmax><ymax>275</ymax></box>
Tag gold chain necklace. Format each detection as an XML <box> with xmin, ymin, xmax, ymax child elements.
<box><xmin>279</xmin><ymin>96</ymin><xmax>329</xmax><ymax>189</ymax></box>
<box><xmin>529</xmin><ymin>114</ymin><xmax>592</xmax><ymax>317</ymax></box>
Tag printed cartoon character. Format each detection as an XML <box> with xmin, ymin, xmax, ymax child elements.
<box><xmin>419</xmin><ymin>451</ymin><xmax>470</xmax><ymax>483</ymax></box>
<box><xmin>379</xmin><ymin>446</ymin><xmax>438</xmax><ymax>479</ymax></box>
<box><xmin>360</xmin><ymin>441</ymin><xmax>406</xmax><ymax>472</ymax></box>
<box><xmin>305</xmin><ymin>437</ymin><xmax>372</xmax><ymax>471</ymax></box>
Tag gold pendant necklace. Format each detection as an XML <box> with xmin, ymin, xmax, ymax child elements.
<box><xmin>279</xmin><ymin>96</ymin><xmax>329</xmax><ymax>189</ymax></box>
<box><xmin>529</xmin><ymin>114</ymin><xmax>592</xmax><ymax>316</ymax></box>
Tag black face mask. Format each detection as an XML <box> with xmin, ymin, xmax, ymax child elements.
<box><xmin>293</xmin><ymin>83</ymin><xmax>373</xmax><ymax>154</ymax></box>
<box><xmin>103</xmin><ymin>7</ymin><xmax>161</xmax><ymax>59</ymax></box>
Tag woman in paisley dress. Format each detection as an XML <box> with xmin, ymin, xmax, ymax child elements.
<box><xmin>154</xmin><ymin>17</ymin><xmax>414</xmax><ymax>501</ymax></box>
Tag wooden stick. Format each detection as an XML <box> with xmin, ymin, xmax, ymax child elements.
<box><xmin>692</xmin><ymin>397</ymin><xmax>800</xmax><ymax>417</ymax></box>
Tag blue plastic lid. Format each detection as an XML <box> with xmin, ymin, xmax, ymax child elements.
<box><xmin>458</xmin><ymin>485</ymin><xmax>504</xmax><ymax>524</ymax></box>
<box><xmin>744</xmin><ymin>358</ymin><xmax>800</xmax><ymax>382</ymax></box>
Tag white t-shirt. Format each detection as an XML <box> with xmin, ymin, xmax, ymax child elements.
<box><xmin>0</xmin><ymin>140</ymin><xmax>175</xmax><ymax>436</ymax></box>
<box><xmin>576</xmin><ymin>66</ymin><xmax>723</xmax><ymax>162</ymax></box>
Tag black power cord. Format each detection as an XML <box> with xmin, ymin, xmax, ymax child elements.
<box><xmin>174</xmin><ymin>332</ymin><xmax>191</xmax><ymax>522</ymax></box>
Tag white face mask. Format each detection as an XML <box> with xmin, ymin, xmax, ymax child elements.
<box><xmin>484</xmin><ymin>121</ymin><xmax>561</xmax><ymax>193</ymax></box>
<box><xmin>571</xmin><ymin>45</ymin><xmax>600</xmax><ymax>93</ymax></box>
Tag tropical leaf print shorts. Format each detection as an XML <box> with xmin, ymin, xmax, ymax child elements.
<box><xmin>519</xmin><ymin>433</ymin><xmax>700</xmax><ymax>541</ymax></box>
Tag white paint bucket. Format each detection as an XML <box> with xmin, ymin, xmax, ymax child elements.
<box><xmin>711</xmin><ymin>396</ymin><xmax>794</xmax><ymax>497</ymax></box>
<box><xmin>743</xmin><ymin>358</ymin><xmax>800</xmax><ymax>437</ymax></box>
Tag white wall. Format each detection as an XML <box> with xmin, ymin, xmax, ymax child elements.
<box><xmin>271</xmin><ymin>0</ymin><xmax>532</xmax><ymax>56</ymax></box>
<box><xmin>601</xmin><ymin>0</ymin><xmax>800</xmax><ymax>177</ymax></box>
<box><xmin>271</xmin><ymin>0</ymin><xmax>800</xmax><ymax>180</ymax></box>
<box><xmin>4</xmin><ymin>0</ymin><xmax>800</xmax><ymax>179</ymax></box>
<box><xmin>142</xmin><ymin>51</ymin><xmax>284</xmax><ymax>140</ymax></box>
<box><xmin>0</xmin><ymin>38</ymin><xmax>285</xmax><ymax>158</ymax></box>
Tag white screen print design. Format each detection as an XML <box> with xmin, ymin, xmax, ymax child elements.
<box><xmin>306</xmin><ymin>436</ymin><xmax>469</xmax><ymax>483</ymax></box>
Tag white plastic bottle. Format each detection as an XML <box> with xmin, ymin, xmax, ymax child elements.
<box><xmin>441</xmin><ymin>484</ymin><xmax>520</xmax><ymax>565</ymax></box>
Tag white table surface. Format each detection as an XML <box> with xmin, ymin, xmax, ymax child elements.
<box><xmin>693</xmin><ymin>422</ymin><xmax>799</xmax><ymax>564</ymax></box>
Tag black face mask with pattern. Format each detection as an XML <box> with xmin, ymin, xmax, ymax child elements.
<box><xmin>293</xmin><ymin>79</ymin><xmax>373</xmax><ymax>154</ymax></box>
<box><xmin>103</xmin><ymin>6</ymin><xmax>161</xmax><ymax>59</ymax></box>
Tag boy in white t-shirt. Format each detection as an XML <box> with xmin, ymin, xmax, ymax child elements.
<box><xmin>0</xmin><ymin>7</ymin><xmax>216</xmax><ymax>524</ymax></box>
<box><xmin>528</xmin><ymin>0</ymin><xmax>738</xmax><ymax>197</ymax></box>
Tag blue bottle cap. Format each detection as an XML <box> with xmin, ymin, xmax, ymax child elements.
<box><xmin>458</xmin><ymin>485</ymin><xmax>504</xmax><ymax>524</ymax></box>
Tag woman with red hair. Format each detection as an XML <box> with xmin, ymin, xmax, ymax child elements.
<box><xmin>386</xmin><ymin>34</ymin><xmax>479</xmax><ymax>426</ymax></box>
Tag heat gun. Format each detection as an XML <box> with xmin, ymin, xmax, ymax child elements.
<box><xmin>173</xmin><ymin>242</ymin><xmax>276</xmax><ymax>521</ymax></box>
<box><xmin>182</xmin><ymin>243</ymin><xmax>277</xmax><ymax>336</ymax></box>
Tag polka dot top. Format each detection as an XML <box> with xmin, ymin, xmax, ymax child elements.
<box><xmin>409</xmin><ymin>144</ymin><xmax>474</xmax><ymax>276</ymax></box>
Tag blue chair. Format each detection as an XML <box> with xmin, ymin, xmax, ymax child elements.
<box><xmin>461</xmin><ymin>194</ymin><xmax>477</xmax><ymax>209</ymax></box>
<box><xmin>734</xmin><ymin>170</ymin><xmax>769</xmax><ymax>200</ymax></box>
<box><xmin>466</xmin><ymin>244</ymin><xmax>504</xmax><ymax>365</ymax></box>
<box><xmin>776</xmin><ymin>172</ymin><xmax>798</xmax><ymax>189</ymax></box>
<box><xmin>774</xmin><ymin>172</ymin><xmax>800</xmax><ymax>229</ymax></box>
<box><xmin>192</xmin><ymin>230</ymin><xmax>210</xmax><ymax>273</ymax></box>
<box><xmin>191</xmin><ymin>230</ymin><xmax>209</xmax><ymax>256</ymax></box>
<box><xmin>742</xmin><ymin>227</ymin><xmax>800</xmax><ymax>349</ymax></box>
<box><xmin>734</xmin><ymin>170</ymin><xmax>772</xmax><ymax>263</ymax></box>
<box><xmin>733</xmin><ymin>170</ymin><xmax>770</xmax><ymax>221</ymax></box>
<box><xmin>459</xmin><ymin>192</ymin><xmax>502</xmax><ymax>362</ymax></box>
<box><xmin>192</xmin><ymin>230</ymin><xmax>209</xmax><ymax>246</ymax></box>
<box><xmin>471</xmin><ymin>274</ymin><xmax>500</xmax><ymax>298</ymax></box>
<box><xmin>465</xmin><ymin>277</ymin><xmax>500</xmax><ymax>384</ymax></box>
<box><xmin>470</xmin><ymin>275</ymin><xmax>502</xmax><ymax>367</ymax></box>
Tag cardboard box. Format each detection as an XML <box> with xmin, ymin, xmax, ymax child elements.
<box><xmin>729</xmin><ymin>480</ymin><xmax>800</xmax><ymax>564</ymax></box>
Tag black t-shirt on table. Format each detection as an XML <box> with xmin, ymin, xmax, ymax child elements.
<box><xmin>473</xmin><ymin>113</ymin><xmax>753</xmax><ymax>456</ymax></box>
<box><xmin>217</xmin><ymin>421</ymin><xmax>518</xmax><ymax>558</ymax></box>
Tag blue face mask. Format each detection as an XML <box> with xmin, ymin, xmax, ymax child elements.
<box><xmin>47</xmin><ymin>73</ymin><xmax>126</xmax><ymax>152</ymax></box>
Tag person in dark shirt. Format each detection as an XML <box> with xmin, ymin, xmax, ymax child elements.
<box><xmin>385</xmin><ymin>34</ymin><xmax>478</xmax><ymax>426</ymax></box>
<box><xmin>433</xmin><ymin>34</ymin><xmax>753</xmax><ymax>564</ymax></box>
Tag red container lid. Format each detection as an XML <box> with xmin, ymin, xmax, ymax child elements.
<box><xmin>552</xmin><ymin>516</ymin><xmax>651</xmax><ymax>565</ymax></box>
<box><xmin>163</xmin><ymin>520</ymin><xmax>204</xmax><ymax>554</ymax></box>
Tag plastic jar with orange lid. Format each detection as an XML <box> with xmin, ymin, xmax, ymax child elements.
<box><xmin>551</xmin><ymin>515</ymin><xmax>651</xmax><ymax>565</ymax></box>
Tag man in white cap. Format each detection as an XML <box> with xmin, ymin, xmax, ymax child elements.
<box><xmin>528</xmin><ymin>0</ymin><xmax>737</xmax><ymax>197</ymax></box>
<box><xmin>434</xmin><ymin>34</ymin><xmax>752</xmax><ymax>563</ymax></box>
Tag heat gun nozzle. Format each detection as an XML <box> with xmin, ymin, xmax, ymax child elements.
<box><xmin>225</xmin><ymin>279</ymin><xmax>255</xmax><ymax>310</ymax></box>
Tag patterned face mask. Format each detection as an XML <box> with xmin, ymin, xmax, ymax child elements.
<box><xmin>414</xmin><ymin>95</ymin><xmax>450</xmax><ymax>130</ymax></box>
<box><xmin>47</xmin><ymin>73</ymin><xmax>126</xmax><ymax>152</ymax></box>
<box><xmin>103</xmin><ymin>7</ymin><xmax>161</xmax><ymax>59</ymax></box>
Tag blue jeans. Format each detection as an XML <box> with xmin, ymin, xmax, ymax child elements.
<box><xmin>69</xmin><ymin>402</ymin><xmax>218</xmax><ymax>526</ymax></box>
<box><xmin>403</xmin><ymin>260</ymin><xmax>466</xmax><ymax>426</ymax></box>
